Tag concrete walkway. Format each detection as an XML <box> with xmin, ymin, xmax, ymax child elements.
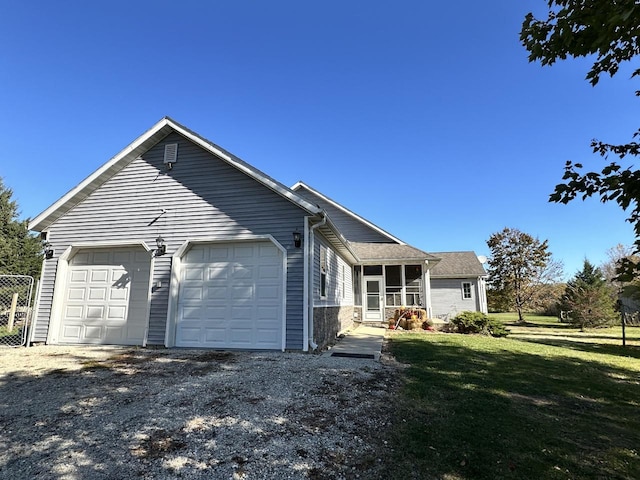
<box><xmin>325</xmin><ymin>324</ymin><xmax>387</xmax><ymax>361</ymax></box>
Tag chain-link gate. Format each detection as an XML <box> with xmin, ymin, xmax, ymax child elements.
<box><xmin>0</xmin><ymin>275</ymin><xmax>34</xmax><ymax>347</ymax></box>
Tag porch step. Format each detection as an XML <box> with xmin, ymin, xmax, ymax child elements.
<box><xmin>359</xmin><ymin>321</ymin><xmax>386</xmax><ymax>327</ymax></box>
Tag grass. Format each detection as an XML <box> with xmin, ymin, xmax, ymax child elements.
<box><xmin>384</xmin><ymin>315</ymin><xmax>640</xmax><ymax>480</ymax></box>
<box><xmin>0</xmin><ymin>325</ymin><xmax>22</xmax><ymax>338</ymax></box>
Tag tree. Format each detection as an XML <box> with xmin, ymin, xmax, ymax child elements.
<box><xmin>521</xmin><ymin>2</ymin><xmax>640</xmax><ymax>280</ymax></box>
<box><xmin>0</xmin><ymin>178</ymin><xmax>42</xmax><ymax>277</ymax></box>
<box><xmin>486</xmin><ymin>227</ymin><xmax>562</xmax><ymax>322</ymax></box>
<box><xmin>559</xmin><ymin>259</ymin><xmax>618</xmax><ymax>330</ymax></box>
<box><xmin>600</xmin><ymin>244</ymin><xmax>637</xmax><ymax>284</ymax></box>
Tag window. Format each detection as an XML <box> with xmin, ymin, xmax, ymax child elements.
<box><xmin>405</xmin><ymin>265</ymin><xmax>422</xmax><ymax>306</ymax></box>
<box><xmin>363</xmin><ymin>265</ymin><xmax>383</xmax><ymax>276</ymax></box>
<box><xmin>353</xmin><ymin>266</ymin><xmax>362</xmax><ymax>305</ymax></box>
<box><xmin>462</xmin><ymin>282</ymin><xmax>472</xmax><ymax>300</ymax></box>
<box><xmin>341</xmin><ymin>264</ymin><xmax>346</xmax><ymax>299</ymax></box>
<box><xmin>320</xmin><ymin>246</ymin><xmax>327</xmax><ymax>298</ymax></box>
<box><xmin>385</xmin><ymin>266</ymin><xmax>402</xmax><ymax>306</ymax></box>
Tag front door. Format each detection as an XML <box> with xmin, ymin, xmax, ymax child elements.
<box><xmin>364</xmin><ymin>276</ymin><xmax>384</xmax><ymax>322</ymax></box>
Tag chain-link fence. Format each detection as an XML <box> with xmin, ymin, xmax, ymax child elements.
<box><xmin>0</xmin><ymin>275</ymin><xmax>34</xmax><ymax>347</ymax></box>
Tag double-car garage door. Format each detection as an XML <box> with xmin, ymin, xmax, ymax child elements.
<box><xmin>57</xmin><ymin>241</ymin><xmax>284</xmax><ymax>349</ymax></box>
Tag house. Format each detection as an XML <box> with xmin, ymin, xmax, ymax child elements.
<box><xmin>429</xmin><ymin>252</ymin><xmax>489</xmax><ymax>319</ymax></box>
<box><xmin>28</xmin><ymin>117</ymin><xmax>487</xmax><ymax>351</ymax></box>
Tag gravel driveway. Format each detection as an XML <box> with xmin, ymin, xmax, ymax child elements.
<box><xmin>0</xmin><ymin>345</ymin><xmax>402</xmax><ymax>479</ymax></box>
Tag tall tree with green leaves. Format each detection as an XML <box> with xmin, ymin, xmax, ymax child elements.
<box><xmin>521</xmin><ymin>1</ymin><xmax>640</xmax><ymax>280</ymax></box>
<box><xmin>0</xmin><ymin>178</ymin><xmax>42</xmax><ymax>277</ymax></box>
<box><xmin>487</xmin><ymin>227</ymin><xmax>562</xmax><ymax>322</ymax></box>
<box><xmin>560</xmin><ymin>259</ymin><xmax>617</xmax><ymax>330</ymax></box>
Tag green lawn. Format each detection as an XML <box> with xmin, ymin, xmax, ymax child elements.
<box><xmin>0</xmin><ymin>325</ymin><xmax>21</xmax><ymax>338</ymax></box>
<box><xmin>383</xmin><ymin>317</ymin><xmax>640</xmax><ymax>480</ymax></box>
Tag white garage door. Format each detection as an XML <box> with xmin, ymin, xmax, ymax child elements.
<box><xmin>59</xmin><ymin>247</ymin><xmax>151</xmax><ymax>345</ymax></box>
<box><xmin>176</xmin><ymin>241</ymin><xmax>284</xmax><ymax>349</ymax></box>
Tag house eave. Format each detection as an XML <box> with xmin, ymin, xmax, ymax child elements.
<box><xmin>292</xmin><ymin>181</ymin><xmax>406</xmax><ymax>245</ymax></box>
<box><xmin>311</xmin><ymin>213</ymin><xmax>359</xmax><ymax>264</ymax></box>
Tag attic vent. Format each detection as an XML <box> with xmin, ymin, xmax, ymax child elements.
<box><xmin>164</xmin><ymin>143</ymin><xmax>178</xmax><ymax>164</ymax></box>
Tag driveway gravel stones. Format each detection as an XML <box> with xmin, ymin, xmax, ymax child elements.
<box><xmin>0</xmin><ymin>346</ymin><xmax>401</xmax><ymax>479</ymax></box>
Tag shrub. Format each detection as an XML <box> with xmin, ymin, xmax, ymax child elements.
<box><xmin>451</xmin><ymin>311</ymin><xmax>508</xmax><ymax>337</ymax></box>
<box><xmin>487</xmin><ymin>317</ymin><xmax>509</xmax><ymax>337</ymax></box>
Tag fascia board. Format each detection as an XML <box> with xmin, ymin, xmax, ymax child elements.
<box><xmin>28</xmin><ymin>117</ymin><xmax>174</xmax><ymax>231</ymax></box>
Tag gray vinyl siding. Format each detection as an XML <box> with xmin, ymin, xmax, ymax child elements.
<box><xmin>430</xmin><ymin>278</ymin><xmax>481</xmax><ymax>317</ymax></box>
<box><xmin>295</xmin><ymin>187</ymin><xmax>392</xmax><ymax>243</ymax></box>
<box><xmin>33</xmin><ymin>132</ymin><xmax>310</xmax><ymax>349</ymax></box>
<box><xmin>313</xmin><ymin>234</ymin><xmax>353</xmax><ymax>307</ymax></box>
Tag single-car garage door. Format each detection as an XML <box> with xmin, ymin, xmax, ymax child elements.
<box><xmin>59</xmin><ymin>247</ymin><xmax>151</xmax><ymax>345</ymax></box>
<box><xmin>176</xmin><ymin>241</ymin><xmax>284</xmax><ymax>349</ymax></box>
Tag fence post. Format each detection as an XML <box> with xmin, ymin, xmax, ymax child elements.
<box><xmin>8</xmin><ymin>292</ymin><xmax>19</xmax><ymax>332</ymax></box>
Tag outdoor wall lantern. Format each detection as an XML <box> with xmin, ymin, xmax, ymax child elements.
<box><xmin>43</xmin><ymin>242</ymin><xmax>54</xmax><ymax>259</ymax></box>
<box><xmin>293</xmin><ymin>230</ymin><xmax>302</xmax><ymax>248</ymax></box>
<box><xmin>155</xmin><ymin>235</ymin><xmax>166</xmax><ymax>256</ymax></box>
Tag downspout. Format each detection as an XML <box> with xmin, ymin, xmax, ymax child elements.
<box><xmin>308</xmin><ymin>213</ymin><xmax>327</xmax><ymax>351</ymax></box>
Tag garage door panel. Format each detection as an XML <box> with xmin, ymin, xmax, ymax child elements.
<box><xmin>257</xmin><ymin>306</ymin><xmax>279</xmax><ymax>319</ymax></box>
<box><xmin>233</xmin><ymin>265</ymin><xmax>254</xmax><ymax>279</ymax></box>
<box><xmin>88</xmin><ymin>287</ymin><xmax>107</xmax><ymax>300</ymax></box>
<box><xmin>207</xmin><ymin>286</ymin><xmax>228</xmax><ymax>300</ymax></box>
<box><xmin>186</xmin><ymin>246</ymin><xmax>207</xmax><ymax>262</ymax></box>
<box><xmin>180</xmin><ymin>305</ymin><xmax>203</xmax><ymax>321</ymax></box>
<box><xmin>84</xmin><ymin>325</ymin><xmax>103</xmax><ymax>340</ymax></box>
<box><xmin>231</xmin><ymin>306</ymin><xmax>253</xmax><ymax>320</ymax></box>
<box><xmin>258</xmin><ymin>265</ymin><xmax>280</xmax><ymax>279</ymax></box>
<box><xmin>65</xmin><ymin>305</ymin><xmax>84</xmax><ymax>319</ymax></box>
<box><xmin>208</xmin><ymin>247</ymin><xmax>230</xmax><ymax>261</ymax></box>
<box><xmin>184</xmin><ymin>266</ymin><xmax>205</xmax><ymax>281</ymax></box>
<box><xmin>113</xmin><ymin>251</ymin><xmax>132</xmax><ymax>263</ymax></box>
<box><xmin>62</xmin><ymin>325</ymin><xmax>82</xmax><ymax>340</ymax></box>
<box><xmin>67</xmin><ymin>288</ymin><xmax>86</xmax><ymax>301</ymax></box>
<box><xmin>255</xmin><ymin>328</ymin><xmax>279</xmax><ymax>344</ymax></box>
<box><xmin>107</xmin><ymin>306</ymin><xmax>126</xmax><ymax>320</ymax></box>
<box><xmin>230</xmin><ymin>329</ymin><xmax>253</xmax><ymax>345</ymax></box>
<box><xmin>69</xmin><ymin>270</ymin><xmax>89</xmax><ymax>282</ymax></box>
<box><xmin>231</xmin><ymin>285</ymin><xmax>254</xmax><ymax>300</ymax></box>
<box><xmin>203</xmin><ymin>329</ymin><xmax>226</xmax><ymax>344</ymax></box>
<box><xmin>182</xmin><ymin>286</ymin><xmax>204</xmax><ymax>300</ymax></box>
<box><xmin>176</xmin><ymin>241</ymin><xmax>283</xmax><ymax>349</ymax></box>
<box><xmin>257</xmin><ymin>285</ymin><xmax>279</xmax><ymax>300</ymax></box>
<box><xmin>207</xmin><ymin>266</ymin><xmax>229</xmax><ymax>281</ymax></box>
<box><xmin>234</xmin><ymin>245</ymin><xmax>255</xmax><ymax>258</ymax></box>
<box><xmin>109</xmin><ymin>288</ymin><xmax>128</xmax><ymax>301</ymax></box>
<box><xmin>90</xmin><ymin>269</ymin><xmax>109</xmax><ymax>283</ymax></box>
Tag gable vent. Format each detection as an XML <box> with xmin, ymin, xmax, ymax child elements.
<box><xmin>164</xmin><ymin>143</ymin><xmax>178</xmax><ymax>164</ymax></box>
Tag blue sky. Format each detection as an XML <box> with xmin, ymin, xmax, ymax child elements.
<box><xmin>1</xmin><ymin>1</ymin><xmax>636</xmax><ymax>278</ymax></box>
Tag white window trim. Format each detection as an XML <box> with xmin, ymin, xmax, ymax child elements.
<box><xmin>462</xmin><ymin>281</ymin><xmax>472</xmax><ymax>300</ymax></box>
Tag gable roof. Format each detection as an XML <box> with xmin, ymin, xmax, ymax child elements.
<box><xmin>29</xmin><ymin>117</ymin><xmax>323</xmax><ymax>232</ymax></box>
<box><xmin>291</xmin><ymin>182</ymin><xmax>405</xmax><ymax>244</ymax></box>
<box><xmin>349</xmin><ymin>242</ymin><xmax>439</xmax><ymax>264</ymax></box>
<box><xmin>429</xmin><ymin>251</ymin><xmax>487</xmax><ymax>278</ymax></box>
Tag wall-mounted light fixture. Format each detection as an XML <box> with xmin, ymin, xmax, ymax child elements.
<box><xmin>293</xmin><ymin>230</ymin><xmax>301</xmax><ymax>248</ymax></box>
<box><xmin>43</xmin><ymin>242</ymin><xmax>54</xmax><ymax>259</ymax></box>
<box><xmin>155</xmin><ymin>235</ymin><xmax>166</xmax><ymax>256</ymax></box>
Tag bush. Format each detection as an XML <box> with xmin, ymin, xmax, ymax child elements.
<box><xmin>451</xmin><ymin>311</ymin><xmax>508</xmax><ymax>337</ymax></box>
<box><xmin>487</xmin><ymin>317</ymin><xmax>509</xmax><ymax>337</ymax></box>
